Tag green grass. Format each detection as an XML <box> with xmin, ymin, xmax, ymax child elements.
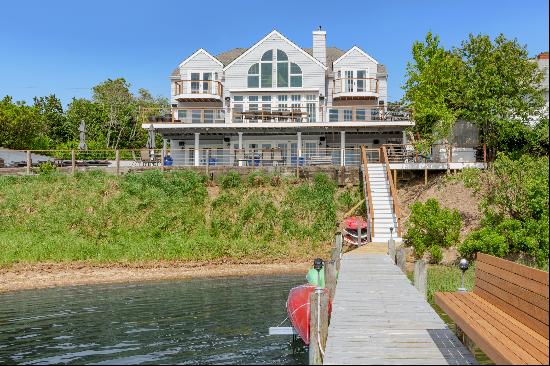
<box><xmin>0</xmin><ymin>170</ymin><xmax>355</xmax><ymax>266</ymax></box>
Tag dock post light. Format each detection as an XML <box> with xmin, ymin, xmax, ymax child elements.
<box><xmin>458</xmin><ymin>258</ymin><xmax>469</xmax><ymax>292</ymax></box>
<box><xmin>390</xmin><ymin>227</ymin><xmax>394</xmax><ymax>239</ymax></box>
<box><xmin>313</xmin><ymin>258</ymin><xmax>324</xmax><ymax>291</ymax></box>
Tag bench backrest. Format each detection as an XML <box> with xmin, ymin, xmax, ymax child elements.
<box><xmin>474</xmin><ymin>253</ymin><xmax>549</xmax><ymax>339</ymax></box>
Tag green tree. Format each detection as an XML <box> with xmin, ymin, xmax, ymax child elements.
<box><xmin>33</xmin><ymin>94</ymin><xmax>70</xmax><ymax>145</ymax></box>
<box><xmin>0</xmin><ymin>96</ymin><xmax>43</xmax><ymax>149</ymax></box>
<box><xmin>403</xmin><ymin>32</ymin><xmax>466</xmax><ymax>156</ymax></box>
<box><xmin>458</xmin><ymin>34</ymin><xmax>545</xmax><ymax>158</ymax></box>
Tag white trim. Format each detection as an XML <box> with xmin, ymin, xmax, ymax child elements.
<box><xmin>230</xmin><ymin>88</ymin><xmax>320</xmax><ymax>93</ymax></box>
<box><xmin>223</xmin><ymin>30</ymin><xmax>328</xmax><ymax>71</ymax></box>
<box><xmin>178</xmin><ymin>48</ymin><xmax>224</xmax><ymax>68</ymax></box>
<box><xmin>142</xmin><ymin>121</ymin><xmax>414</xmax><ymax>129</ymax></box>
<box><xmin>333</xmin><ymin>46</ymin><xmax>379</xmax><ymax>66</ymax></box>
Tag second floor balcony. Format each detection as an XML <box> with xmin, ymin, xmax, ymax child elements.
<box><xmin>142</xmin><ymin>105</ymin><xmax>410</xmax><ymax>125</ymax></box>
<box><xmin>333</xmin><ymin>77</ymin><xmax>379</xmax><ymax>100</ymax></box>
<box><xmin>172</xmin><ymin>80</ymin><xmax>224</xmax><ymax>101</ymax></box>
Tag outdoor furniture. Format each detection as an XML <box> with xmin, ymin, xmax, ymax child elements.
<box><xmin>434</xmin><ymin>253</ymin><xmax>549</xmax><ymax>365</ymax></box>
<box><xmin>309</xmin><ymin>155</ymin><xmax>333</xmax><ymax>165</ymax></box>
<box><xmin>140</xmin><ymin>149</ymin><xmax>160</xmax><ymax>166</ymax></box>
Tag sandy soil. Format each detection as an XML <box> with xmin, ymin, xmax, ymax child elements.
<box><xmin>0</xmin><ymin>260</ymin><xmax>311</xmax><ymax>294</ymax></box>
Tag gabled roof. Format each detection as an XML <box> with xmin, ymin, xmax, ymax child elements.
<box><xmin>222</xmin><ymin>30</ymin><xmax>328</xmax><ymax>71</ymax></box>
<box><xmin>333</xmin><ymin>46</ymin><xmax>379</xmax><ymax>66</ymax></box>
<box><xmin>302</xmin><ymin>47</ymin><xmax>345</xmax><ymax>71</ymax></box>
<box><xmin>171</xmin><ymin>49</ymin><xmax>223</xmax><ymax>77</ymax></box>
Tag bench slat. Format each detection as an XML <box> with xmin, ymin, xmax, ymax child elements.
<box><xmin>460</xmin><ymin>293</ymin><xmax>549</xmax><ymax>363</ymax></box>
<box><xmin>475</xmin><ymin>286</ymin><xmax>549</xmax><ymax>339</ymax></box>
<box><xmin>476</xmin><ymin>260</ymin><xmax>549</xmax><ymax>299</ymax></box>
<box><xmin>476</xmin><ymin>274</ymin><xmax>549</xmax><ymax>325</ymax></box>
<box><xmin>478</xmin><ymin>253</ymin><xmax>549</xmax><ymax>286</ymax></box>
<box><xmin>435</xmin><ymin>292</ymin><xmax>529</xmax><ymax>365</ymax></box>
<box><xmin>476</xmin><ymin>268</ymin><xmax>549</xmax><ymax>311</ymax></box>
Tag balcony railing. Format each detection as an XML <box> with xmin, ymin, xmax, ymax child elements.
<box><xmin>333</xmin><ymin>77</ymin><xmax>379</xmax><ymax>97</ymax></box>
<box><xmin>141</xmin><ymin>105</ymin><xmax>411</xmax><ymax>124</ymax></box>
<box><xmin>173</xmin><ymin>80</ymin><xmax>224</xmax><ymax>99</ymax></box>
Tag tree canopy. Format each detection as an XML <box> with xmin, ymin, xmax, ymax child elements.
<box><xmin>403</xmin><ymin>32</ymin><xmax>547</xmax><ymax>157</ymax></box>
<box><xmin>0</xmin><ymin>78</ymin><xmax>168</xmax><ymax>150</ymax></box>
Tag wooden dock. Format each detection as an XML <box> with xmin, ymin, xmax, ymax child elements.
<box><xmin>324</xmin><ymin>245</ymin><xmax>478</xmax><ymax>365</ymax></box>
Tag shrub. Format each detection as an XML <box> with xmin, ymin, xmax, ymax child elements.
<box><xmin>37</xmin><ymin>161</ymin><xmax>57</xmax><ymax>175</ymax></box>
<box><xmin>459</xmin><ymin>227</ymin><xmax>509</xmax><ymax>259</ymax></box>
<box><xmin>219</xmin><ymin>171</ymin><xmax>242</xmax><ymax>189</ymax></box>
<box><xmin>404</xmin><ymin>198</ymin><xmax>462</xmax><ymax>263</ymax></box>
<box><xmin>247</xmin><ymin>171</ymin><xmax>269</xmax><ymax>187</ymax></box>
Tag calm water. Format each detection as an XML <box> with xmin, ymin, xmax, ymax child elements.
<box><xmin>0</xmin><ymin>275</ymin><xmax>307</xmax><ymax>365</ymax></box>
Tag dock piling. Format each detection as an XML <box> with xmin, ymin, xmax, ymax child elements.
<box><xmin>413</xmin><ymin>259</ymin><xmax>428</xmax><ymax>298</ymax></box>
<box><xmin>309</xmin><ymin>290</ymin><xmax>328</xmax><ymax>365</ymax></box>
<box><xmin>396</xmin><ymin>246</ymin><xmax>407</xmax><ymax>274</ymax></box>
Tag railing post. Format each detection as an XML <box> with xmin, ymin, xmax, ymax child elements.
<box><xmin>26</xmin><ymin>150</ymin><xmax>31</xmax><ymax>175</ymax></box>
<box><xmin>115</xmin><ymin>149</ymin><xmax>120</xmax><ymax>176</ymax></box>
<box><xmin>396</xmin><ymin>246</ymin><xmax>407</xmax><ymax>274</ymax></box>
<box><xmin>71</xmin><ymin>149</ymin><xmax>76</xmax><ymax>174</ymax></box>
<box><xmin>309</xmin><ymin>290</ymin><xmax>328</xmax><ymax>365</ymax></box>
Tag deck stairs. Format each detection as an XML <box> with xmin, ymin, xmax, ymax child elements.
<box><xmin>366</xmin><ymin>163</ymin><xmax>400</xmax><ymax>243</ymax></box>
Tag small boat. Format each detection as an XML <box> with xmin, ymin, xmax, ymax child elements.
<box><xmin>343</xmin><ymin>216</ymin><xmax>369</xmax><ymax>246</ymax></box>
<box><xmin>286</xmin><ymin>284</ymin><xmax>331</xmax><ymax>344</ymax></box>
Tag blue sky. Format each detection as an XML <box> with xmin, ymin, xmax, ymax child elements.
<box><xmin>1</xmin><ymin>0</ymin><xmax>548</xmax><ymax>106</ymax></box>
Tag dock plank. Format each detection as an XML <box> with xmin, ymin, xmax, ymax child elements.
<box><xmin>323</xmin><ymin>252</ymin><xmax>477</xmax><ymax>365</ymax></box>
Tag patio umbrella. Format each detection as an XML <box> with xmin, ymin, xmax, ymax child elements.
<box><xmin>146</xmin><ymin>124</ymin><xmax>156</xmax><ymax>149</ymax></box>
<box><xmin>78</xmin><ymin>120</ymin><xmax>87</xmax><ymax>150</ymax></box>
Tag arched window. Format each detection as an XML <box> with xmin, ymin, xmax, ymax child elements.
<box><xmin>290</xmin><ymin>63</ymin><xmax>302</xmax><ymax>87</ymax></box>
<box><xmin>248</xmin><ymin>63</ymin><xmax>259</xmax><ymax>88</ymax></box>
<box><xmin>249</xmin><ymin>49</ymin><xmax>302</xmax><ymax>88</ymax></box>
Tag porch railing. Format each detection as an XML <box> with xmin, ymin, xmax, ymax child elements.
<box><xmin>333</xmin><ymin>77</ymin><xmax>379</xmax><ymax>97</ymax></box>
<box><xmin>140</xmin><ymin>105</ymin><xmax>412</xmax><ymax>124</ymax></box>
<box><xmin>173</xmin><ymin>80</ymin><xmax>224</xmax><ymax>98</ymax></box>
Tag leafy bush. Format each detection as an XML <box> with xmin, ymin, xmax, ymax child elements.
<box><xmin>459</xmin><ymin>154</ymin><xmax>549</xmax><ymax>267</ymax></box>
<box><xmin>247</xmin><ymin>171</ymin><xmax>269</xmax><ymax>187</ymax></box>
<box><xmin>219</xmin><ymin>171</ymin><xmax>242</xmax><ymax>189</ymax></box>
<box><xmin>37</xmin><ymin>161</ymin><xmax>57</xmax><ymax>175</ymax></box>
<box><xmin>404</xmin><ymin>198</ymin><xmax>462</xmax><ymax>263</ymax></box>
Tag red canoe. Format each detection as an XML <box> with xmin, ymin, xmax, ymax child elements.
<box><xmin>343</xmin><ymin>216</ymin><xmax>369</xmax><ymax>245</ymax></box>
<box><xmin>286</xmin><ymin>284</ymin><xmax>331</xmax><ymax>344</ymax></box>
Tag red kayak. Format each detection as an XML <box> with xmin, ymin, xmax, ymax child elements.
<box><xmin>286</xmin><ymin>284</ymin><xmax>331</xmax><ymax>344</ymax></box>
<box><xmin>343</xmin><ymin>215</ymin><xmax>369</xmax><ymax>245</ymax></box>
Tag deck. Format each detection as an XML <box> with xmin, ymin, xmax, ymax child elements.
<box><xmin>323</xmin><ymin>244</ymin><xmax>478</xmax><ymax>365</ymax></box>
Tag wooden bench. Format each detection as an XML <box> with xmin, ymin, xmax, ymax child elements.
<box><xmin>435</xmin><ymin>253</ymin><xmax>549</xmax><ymax>365</ymax></box>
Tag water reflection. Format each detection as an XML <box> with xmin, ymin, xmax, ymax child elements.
<box><xmin>0</xmin><ymin>275</ymin><xmax>307</xmax><ymax>365</ymax></box>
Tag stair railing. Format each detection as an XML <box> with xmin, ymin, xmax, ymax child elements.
<box><xmin>360</xmin><ymin>146</ymin><xmax>375</xmax><ymax>241</ymax></box>
<box><xmin>380</xmin><ymin>146</ymin><xmax>402</xmax><ymax>237</ymax></box>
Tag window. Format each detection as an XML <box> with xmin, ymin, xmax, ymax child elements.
<box><xmin>248</xmin><ymin>96</ymin><xmax>259</xmax><ymax>102</ymax></box>
<box><xmin>233</xmin><ymin>96</ymin><xmax>244</xmax><ymax>102</ymax></box>
<box><xmin>261</xmin><ymin>63</ymin><xmax>272</xmax><ymax>87</ymax></box>
<box><xmin>329</xmin><ymin>109</ymin><xmax>338</xmax><ymax>122</ymax></box>
<box><xmin>290</xmin><ymin>63</ymin><xmax>302</xmax><ymax>87</ymax></box>
<box><xmin>248</xmin><ymin>64</ymin><xmax>259</xmax><ymax>88</ymax></box>
<box><xmin>356</xmin><ymin>109</ymin><xmax>366</xmax><ymax>121</ymax></box>
<box><xmin>291</xmin><ymin>95</ymin><xmax>301</xmax><ymax>102</ymax></box>
<box><xmin>251</xmin><ymin>49</ymin><xmax>302</xmax><ymax>89</ymax></box>
<box><xmin>261</xmin><ymin>50</ymin><xmax>273</xmax><ymax>61</ymax></box>
<box><xmin>261</xmin><ymin>96</ymin><xmax>271</xmax><ymax>102</ymax></box>
<box><xmin>277</xmin><ymin>62</ymin><xmax>288</xmax><ymax>87</ymax></box>
<box><xmin>204</xmin><ymin>110</ymin><xmax>214</xmax><ymax>123</ymax></box>
<box><xmin>177</xmin><ymin>110</ymin><xmax>187</xmax><ymax>121</ymax></box>
<box><xmin>344</xmin><ymin>109</ymin><xmax>353</xmax><ymax>121</ymax></box>
<box><xmin>192</xmin><ymin>110</ymin><xmax>201</xmax><ymax>123</ymax></box>
<box><xmin>307</xmin><ymin>103</ymin><xmax>316</xmax><ymax>122</ymax></box>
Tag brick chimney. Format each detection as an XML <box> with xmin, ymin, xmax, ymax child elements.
<box><xmin>312</xmin><ymin>27</ymin><xmax>326</xmax><ymax>65</ymax></box>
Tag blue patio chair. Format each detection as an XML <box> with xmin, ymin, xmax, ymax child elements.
<box><xmin>208</xmin><ymin>157</ymin><xmax>217</xmax><ymax>166</ymax></box>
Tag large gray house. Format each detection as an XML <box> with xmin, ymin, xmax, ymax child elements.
<box><xmin>143</xmin><ymin>29</ymin><xmax>413</xmax><ymax>166</ymax></box>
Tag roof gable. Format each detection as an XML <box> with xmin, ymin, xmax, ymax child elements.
<box><xmin>178</xmin><ymin>48</ymin><xmax>224</xmax><ymax>68</ymax></box>
<box><xmin>333</xmin><ymin>46</ymin><xmax>379</xmax><ymax>66</ymax></box>
<box><xmin>222</xmin><ymin>30</ymin><xmax>328</xmax><ymax>71</ymax></box>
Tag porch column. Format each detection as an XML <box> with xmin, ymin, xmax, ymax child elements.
<box><xmin>340</xmin><ymin>131</ymin><xmax>346</xmax><ymax>167</ymax></box>
<box><xmin>238</xmin><ymin>132</ymin><xmax>243</xmax><ymax>167</ymax></box>
<box><xmin>194</xmin><ymin>133</ymin><xmax>200</xmax><ymax>166</ymax></box>
<box><xmin>297</xmin><ymin>132</ymin><xmax>302</xmax><ymax>158</ymax></box>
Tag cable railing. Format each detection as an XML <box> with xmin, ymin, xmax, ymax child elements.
<box><xmin>384</xmin><ymin>143</ymin><xmax>487</xmax><ymax>164</ymax></box>
<box><xmin>140</xmin><ymin>105</ymin><xmax>412</xmax><ymax>124</ymax></box>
